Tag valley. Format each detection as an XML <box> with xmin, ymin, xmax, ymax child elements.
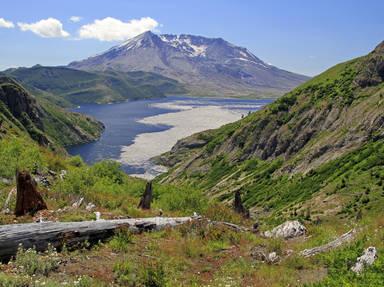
<box><xmin>67</xmin><ymin>96</ymin><xmax>272</xmax><ymax>179</ymax></box>
<box><xmin>0</xmin><ymin>5</ymin><xmax>383</xmax><ymax>285</ymax></box>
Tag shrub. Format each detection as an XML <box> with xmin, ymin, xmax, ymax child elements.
<box><xmin>114</xmin><ymin>259</ymin><xmax>167</xmax><ymax>287</ymax></box>
<box><xmin>109</xmin><ymin>228</ymin><xmax>134</xmax><ymax>252</ymax></box>
<box><xmin>114</xmin><ymin>260</ymin><xmax>137</xmax><ymax>286</ymax></box>
<box><xmin>13</xmin><ymin>244</ymin><xmax>60</xmax><ymax>276</ymax></box>
<box><xmin>141</xmin><ymin>261</ymin><xmax>167</xmax><ymax>287</ymax></box>
<box><xmin>0</xmin><ymin>273</ymin><xmax>30</xmax><ymax>287</ymax></box>
<box><xmin>156</xmin><ymin>185</ymin><xmax>208</xmax><ymax>214</ymax></box>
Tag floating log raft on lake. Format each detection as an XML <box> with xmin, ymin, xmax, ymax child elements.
<box><xmin>0</xmin><ymin>216</ymin><xmax>195</xmax><ymax>262</ymax></box>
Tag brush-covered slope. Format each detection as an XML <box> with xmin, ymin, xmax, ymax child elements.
<box><xmin>69</xmin><ymin>31</ymin><xmax>309</xmax><ymax>98</ymax></box>
<box><xmin>4</xmin><ymin>65</ymin><xmax>185</xmax><ymax>106</ymax></box>
<box><xmin>0</xmin><ymin>76</ymin><xmax>104</xmax><ymax>148</ymax></box>
<box><xmin>158</xmin><ymin>41</ymin><xmax>384</xmax><ymax>220</ymax></box>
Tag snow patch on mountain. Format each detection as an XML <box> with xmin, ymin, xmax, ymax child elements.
<box><xmin>159</xmin><ymin>35</ymin><xmax>207</xmax><ymax>57</ymax></box>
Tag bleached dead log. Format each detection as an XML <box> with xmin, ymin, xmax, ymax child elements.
<box><xmin>2</xmin><ymin>187</ymin><xmax>16</xmax><ymax>214</ymax></box>
<box><xmin>0</xmin><ymin>216</ymin><xmax>193</xmax><ymax>262</ymax></box>
<box><xmin>210</xmin><ymin>221</ymin><xmax>250</xmax><ymax>232</ymax></box>
<box><xmin>300</xmin><ymin>229</ymin><xmax>356</xmax><ymax>257</ymax></box>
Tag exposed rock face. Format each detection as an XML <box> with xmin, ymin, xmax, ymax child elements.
<box><xmin>351</xmin><ymin>247</ymin><xmax>378</xmax><ymax>274</ymax></box>
<box><xmin>264</xmin><ymin>220</ymin><xmax>306</xmax><ymax>239</ymax></box>
<box><xmin>15</xmin><ymin>170</ymin><xmax>47</xmax><ymax>216</ymax></box>
<box><xmin>354</xmin><ymin>41</ymin><xmax>384</xmax><ymax>88</ymax></box>
<box><xmin>138</xmin><ymin>181</ymin><xmax>153</xmax><ymax>209</ymax></box>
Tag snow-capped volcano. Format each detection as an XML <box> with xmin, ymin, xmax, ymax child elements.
<box><xmin>69</xmin><ymin>31</ymin><xmax>309</xmax><ymax>97</ymax></box>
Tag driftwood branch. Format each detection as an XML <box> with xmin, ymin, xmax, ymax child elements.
<box><xmin>0</xmin><ymin>216</ymin><xmax>194</xmax><ymax>262</ymax></box>
<box><xmin>300</xmin><ymin>229</ymin><xmax>356</xmax><ymax>257</ymax></box>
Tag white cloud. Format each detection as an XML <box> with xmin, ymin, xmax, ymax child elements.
<box><xmin>0</xmin><ymin>18</ymin><xmax>14</xmax><ymax>28</ymax></box>
<box><xmin>18</xmin><ymin>18</ymin><xmax>69</xmax><ymax>38</ymax></box>
<box><xmin>78</xmin><ymin>17</ymin><xmax>159</xmax><ymax>41</ymax></box>
<box><xmin>69</xmin><ymin>16</ymin><xmax>82</xmax><ymax>23</ymax></box>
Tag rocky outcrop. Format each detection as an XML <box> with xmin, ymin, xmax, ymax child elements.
<box><xmin>15</xmin><ymin>170</ymin><xmax>47</xmax><ymax>216</ymax></box>
<box><xmin>354</xmin><ymin>41</ymin><xmax>384</xmax><ymax>88</ymax></box>
<box><xmin>351</xmin><ymin>247</ymin><xmax>378</xmax><ymax>274</ymax></box>
<box><xmin>264</xmin><ymin>220</ymin><xmax>306</xmax><ymax>239</ymax></box>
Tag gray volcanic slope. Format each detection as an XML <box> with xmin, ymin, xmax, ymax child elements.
<box><xmin>69</xmin><ymin>31</ymin><xmax>309</xmax><ymax>97</ymax></box>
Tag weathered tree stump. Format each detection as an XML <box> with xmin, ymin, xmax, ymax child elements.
<box><xmin>14</xmin><ymin>170</ymin><xmax>47</xmax><ymax>216</ymax></box>
<box><xmin>233</xmin><ymin>190</ymin><xmax>249</xmax><ymax>217</ymax></box>
<box><xmin>138</xmin><ymin>181</ymin><xmax>153</xmax><ymax>209</ymax></box>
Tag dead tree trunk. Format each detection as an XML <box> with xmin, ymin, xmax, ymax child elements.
<box><xmin>15</xmin><ymin>170</ymin><xmax>47</xmax><ymax>216</ymax></box>
<box><xmin>138</xmin><ymin>181</ymin><xmax>153</xmax><ymax>209</ymax></box>
<box><xmin>300</xmin><ymin>229</ymin><xmax>356</xmax><ymax>257</ymax></box>
<box><xmin>0</xmin><ymin>216</ymin><xmax>194</xmax><ymax>262</ymax></box>
<box><xmin>233</xmin><ymin>190</ymin><xmax>249</xmax><ymax>218</ymax></box>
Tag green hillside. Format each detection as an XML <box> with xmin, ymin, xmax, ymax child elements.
<box><xmin>159</xmin><ymin>41</ymin><xmax>384</xmax><ymax>223</ymax></box>
<box><xmin>0</xmin><ymin>76</ymin><xmax>104</xmax><ymax>148</ymax></box>
<box><xmin>4</xmin><ymin>66</ymin><xmax>186</xmax><ymax>106</ymax></box>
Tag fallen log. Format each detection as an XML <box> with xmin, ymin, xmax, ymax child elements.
<box><xmin>210</xmin><ymin>220</ymin><xmax>250</xmax><ymax>232</ymax></box>
<box><xmin>0</xmin><ymin>216</ymin><xmax>194</xmax><ymax>262</ymax></box>
<box><xmin>300</xmin><ymin>229</ymin><xmax>356</xmax><ymax>257</ymax></box>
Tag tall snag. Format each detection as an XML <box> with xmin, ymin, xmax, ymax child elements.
<box><xmin>233</xmin><ymin>190</ymin><xmax>249</xmax><ymax>218</ymax></box>
<box><xmin>138</xmin><ymin>181</ymin><xmax>153</xmax><ymax>210</ymax></box>
<box><xmin>14</xmin><ymin>170</ymin><xmax>47</xmax><ymax>216</ymax></box>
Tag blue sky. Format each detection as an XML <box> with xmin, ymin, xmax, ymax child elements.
<box><xmin>0</xmin><ymin>0</ymin><xmax>383</xmax><ymax>76</ymax></box>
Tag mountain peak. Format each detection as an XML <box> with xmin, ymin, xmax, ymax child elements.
<box><xmin>68</xmin><ymin>33</ymin><xmax>309</xmax><ymax>97</ymax></box>
<box><xmin>117</xmin><ymin>30</ymin><xmax>161</xmax><ymax>50</ymax></box>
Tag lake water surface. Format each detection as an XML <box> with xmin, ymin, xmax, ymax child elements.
<box><xmin>67</xmin><ymin>96</ymin><xmax>273</xmax><ymax>179</ymax></box>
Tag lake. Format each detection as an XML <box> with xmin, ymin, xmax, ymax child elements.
<box><xmin>67</xmin><ymin>96</ymin><xmax>273</xmax><ymax>179</ymax></box>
